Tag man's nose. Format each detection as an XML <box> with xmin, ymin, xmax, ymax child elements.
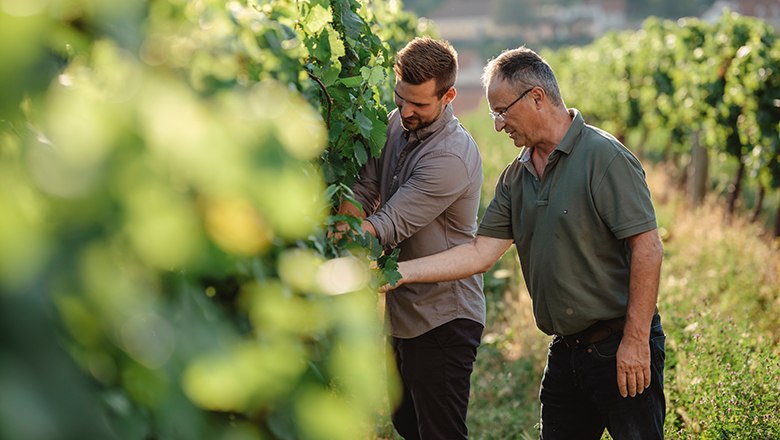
<box><xmin>399</xmin><ymin>103</ymin><xmax>414</xmax><ymax>118</ymax></box>
<box><xmin>493</xmin><ymin>117</ymin><xmax>506</xmax><ymax>132</ymax></box>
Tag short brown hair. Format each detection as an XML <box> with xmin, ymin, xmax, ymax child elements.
<box><xmin>394</xmin><ymin>37</ymin><xmax>458</xmax><ymax>98</ymax></box>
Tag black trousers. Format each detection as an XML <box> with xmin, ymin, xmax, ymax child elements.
<box><xmin>390</xmin><ymin>318</ymin><xmax>484</xmax><ymax>440</ymax></box>
<box><xmin>540</xmin><ymin>313</ymin><xmax>666</xmax><ymax>439</ymax></box>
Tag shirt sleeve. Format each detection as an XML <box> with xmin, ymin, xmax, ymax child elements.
<box><xmin>366</xmin><ymin>152</ymin><xmax>471</xmax><ymax>248</ymax></box>
<box><xmin>477</xmin><ymin>162</ymin><xmax>516</xmax><ymax>240</ymax></box>
<box><xmin>593</xmin><ymin>150</ymin><xmax>657</xmax><ymax>240</ymax></box>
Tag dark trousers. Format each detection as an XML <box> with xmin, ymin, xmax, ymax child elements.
<box><xmin>390</xmin><ymin>318</ymin><xmax>484</xmax><ymax>440</ymax></box>
<box><xmin>540</xmin><ymin>313</ymin><xmax>666</xmax><ymax>440</ymax></box>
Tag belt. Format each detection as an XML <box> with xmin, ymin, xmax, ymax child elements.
<box><xmin>559</xmin><ymin>316</ymin><xmax>626</xmax><ymax>349</ymax></box>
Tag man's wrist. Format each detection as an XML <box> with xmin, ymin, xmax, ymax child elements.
<box><xmin>393</xmin><ymin>261</ymin><xmax>406</xmax><ymax>286</ymax></box>
<box><xmin>622</xmin><ymin>323</ymin><xmax>650</xmax><ymax>342</ymax></box>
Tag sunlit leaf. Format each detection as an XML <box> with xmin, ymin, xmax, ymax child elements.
<box><xmin>303</xmin><ymin>4</ymin><xmax>332</xmax><ymax>35</ymax></box>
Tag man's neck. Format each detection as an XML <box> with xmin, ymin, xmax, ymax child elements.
<box><xmin>537</xmin><ymin>107</ymin><xmax>574</xmax><ymax>155</ymax></box>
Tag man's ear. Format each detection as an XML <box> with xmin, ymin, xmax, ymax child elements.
<box><xmin>442</xmin><ymin>86</ymin><xmax>457</xmax><ymax>105</ymax></box>
<box><xmin>531</xmin><ymin>87</ymin><xmax>544</xmax><ymax>107</ymax></box>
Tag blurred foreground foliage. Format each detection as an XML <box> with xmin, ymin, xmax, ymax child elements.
<box><xmin>0</xmin><ymin>0</ymin><xmax>422</xmax><ymax>439</ymax></box>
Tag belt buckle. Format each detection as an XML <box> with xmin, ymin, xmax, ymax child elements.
<box><xmin>561</xmin><ymin>334</ymin><xmax>585</xmax><ymax>349</ymax></box>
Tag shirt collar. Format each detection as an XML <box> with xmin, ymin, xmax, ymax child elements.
<box><xmin>517</xmin><ymin>146</ymin><xmax>532</xmax><ymax>163</ymax></box>
<box><xmin>516</xmin><ymin>108</ymin><xmax>583</xmax><ymax>177</ymax></box>
<box><xmin>406</xmin><ymin>104</ymin><xmax>455</xmax><ymax>143</ymax></box>
<box><xmin>555</xmin><ymin>108</ymin><xmax>584</xmax><ymax>156</ymax></box>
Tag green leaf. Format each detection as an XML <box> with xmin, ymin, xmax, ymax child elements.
<box><xmin>341</xmin><ymin>191</ymin><xmax>364</xmax><ymax>214</ymax></box>
<box><xmin>354</xmin><ymin>141</ymin><xmax>368</xmax><ymax>165</ymax></box>
<box><xmin>355</xmin><ymin>110</ymin><xmax>372</xmax><ymax>138</ymax></box>
<box><xmin>303</xmin><ymin>4</ymin><xmax>333</xmax><ymax>35</ymax></box>
<box><xmin>338</xmin><ymin>75</ymin><xmax>363</xmax><ymax>88</ymax></box>
<box><xmin>354</xmin><ymin>231</ymin><xmax>384</xmax><ymax>260</ymax></box>
<box><xmin>378</xmin><ymin>248</ymin><xmax>402</xmax><ymax>286</ymax></box>
<box><xmin>360</xmin><ymin>66</ymin><xmax>371</xmax><ymax>80</ymax></box>
<box><xmin>322</xmin><ymin>62</ymin><xmax>341</xmax><ymax>86</ymax></box>
<box><xmin>369</xmin><ymin>121</ymin><xmax>387</xmax><ymax>157</ymax></box>
<box><xmin>324</xmin><ymin>184</ymin><xmax>339</xmax><ymax>203</ymax></box>
<box><xmin>326</xmin><ymin>27</ymin><xmax>346</xmax><ymax>61</ymax></box>
<box><xmin>307</xmin><ymin>34</ymin><xmax>329</xmax><ymax>63</ymax></box>
<box><xmin>326</xmin><ymin>214</ymin><xmax>362</xmax><ymax>231</ymax></box>
<box><xmin>369</xmin><ymin>69</ymin><xmax>385</xmax><ymax>86</ymax></box>
<box><xmin>339</xmin><ymin>8</ymin><xmax>365</xmax><ymax>39</ymax></box>
<box><xmin>321</xmin><ymin>157</ymin><xmax>339</xmax><ymax>184</ymax></box>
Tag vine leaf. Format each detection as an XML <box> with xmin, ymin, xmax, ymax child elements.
<box><xmin>355</xmin><ymin>110</ymin><xmax>373</xmax><ymax>137</ymax></box>
<box><xmin>338</xmin><ymin>75</ymin><xmax>363</xmax><ymax>87</ymax></box>
<box><xmin>378</xmin><ymin>248</ymin><xmax>402</xmax><ymax>286</ymax></box>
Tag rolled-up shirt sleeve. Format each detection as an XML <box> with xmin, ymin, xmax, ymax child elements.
<box><xmin>367</xmin><ymin>152</ymin><xmax>470</xmax><ymax>248</ymax></box>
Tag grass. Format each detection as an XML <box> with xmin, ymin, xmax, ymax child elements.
<box><xmin>649</xmin><ymin>170</ymin><xmax>780</xmax><ymax>439</ymax></box>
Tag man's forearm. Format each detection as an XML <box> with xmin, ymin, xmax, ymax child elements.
<box><xmin>396</xmin><ymin>236</ymin><xmax>513</xmax><ymax>287</ymax></box>
<box><xmin>624</xmin><ymin>229</ymin><xmax>664</xmax><ymax>340</ymax></box>
<box><xmin>616</xmin><ymin>228</ymin><xmax>663</xmax><ymax>397</ymax></box>
<box><xmin>338</xmin><ymin>200</ymin><xmax>365</xmax><ymax>219</ymax></box>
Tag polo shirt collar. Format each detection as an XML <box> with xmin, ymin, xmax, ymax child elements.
<box><xmin>517</xmin><ymin>146</ymin><xmax>533</xmax><ymax>163</ymax></box>
<box><xmin>405</xmin><ymin>104</ymin><xmax>454</xmax><ymax>143</ymax></box>
<box><xmin>517</xmin><ymin>108</ymin><xmax>584</xmax><ymax>163</ymax></box>
<box><xmin>554</xmin><ymin>108</ymin><xmax>584</xmax><ymax>155</ymax></box>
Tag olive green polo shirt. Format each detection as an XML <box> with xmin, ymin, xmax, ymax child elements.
<box><xmin>478</xmin><ymin>109</ymin><xmax>657</xmax><ymax>336</ymax></box>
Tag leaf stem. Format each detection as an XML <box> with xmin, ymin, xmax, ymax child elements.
<box><xmin>307</xmin><ymin>71</ymin><xmax>332</xmax><ymax>129</ymax></box>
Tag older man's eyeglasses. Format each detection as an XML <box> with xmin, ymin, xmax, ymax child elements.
<box><xmin>489</xmin><ymin>87</ymin><xmax>534</xmax><ymax>122</ymax></box>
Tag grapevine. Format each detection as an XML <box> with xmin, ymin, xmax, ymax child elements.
<box><xmin>0</xmin><ymin>0</ymin><xmax>420</xmax><ymax>438</ymax></box>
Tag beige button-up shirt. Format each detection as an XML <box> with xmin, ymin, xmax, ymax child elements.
<box><xmin>352</xmin><ymin>105</ymin><xmax>484</xmax><ymax>338</ymax></box>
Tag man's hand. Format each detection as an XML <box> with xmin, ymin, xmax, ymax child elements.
<box><xmin>328</xmin><ymin>219</ymin><xmax>351</xmax><ymax>241</ymax></box>
<box><xmin>376</xmin><ymin>236</ymin><xmax>512</xmax><ymax>294</ymax></box>
<box><xmin>331</xmin><ymin>199</ymin><xmax>376</xmax><ymax>242</ymax></box>
<box><xmin>615</xmin><ymin>335</ymin><xmax>651</xmax><ymax>398</ymax></box>
<box><xmin>378</xmin><ymin>281</ymin><xmax>398</xmax><ymax>294</ymax></box>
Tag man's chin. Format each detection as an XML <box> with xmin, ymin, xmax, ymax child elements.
<box><xmin>401</xmin><ymin>119</ymin><xmax>419</xmax><ymax>131</ymax></box>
